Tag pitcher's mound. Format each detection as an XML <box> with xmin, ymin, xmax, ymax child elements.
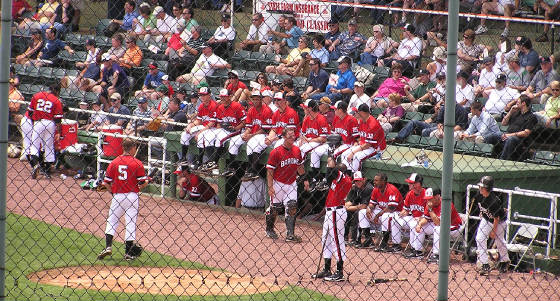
<box><xmin>28</xmin><ymin>266</ymin><xmax>282</xmax><ymax>296</ymax></box>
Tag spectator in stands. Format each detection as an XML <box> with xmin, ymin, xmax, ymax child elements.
<box><xmin>426</xmin><ymin>47</ymin><xmax>448</xmax><ymax>82</ymax></box>
<box><xmin>84</xmin><ymin>100</ymin><xmax>106</xmax><ymax>131</ymax></box>
<box><xmin>493</xmin><ymin>36</ymin><xmax>512</xmax><ymax>74</ymax></box>
<box><xmin>75</xmin><ymin>39</ymin><xmax>99</xmax><ymax>69</ymax></box>
<box><xmin>12</xmin><ymin>0</ymin><xmax>32</xmax><ymax>22</ymax></box>
<box><xmin>49</xmin><ymin>0</ymin><xmax>74</xmax><ymax>35</ymax></box>
<box><xmin>457</xmin><ymin>101</ymin><xmax>501</xmax><ymax>143</ymax></box>
<box><xmin>31</xmin><ymin>27</ymin><xmax>74</xmax><ymax>67</ymax></box>
<box><xmin>161</xmin><ymin>98</ymin><xmax>188</xmax><ymax>131</ymax></box>
<box><xmin>207</xmin><ymin>14</ymin><xmax>236</xmax><ymax>58</ymax></box>
<box><xmin>283</xmin><ymin>78</ymin><xmax>303</xmax><ymax>118</ymax></box>
<box><xmin>171</xmin><ymin>25</ymin><xmax>206</xmax><ymax>77</ymax></box>
<box><xmin>302</xmin><ymin>58</ymin><xmax>329</xmax><ymax>100</ymax></box>
<box><xmin>15</xmin><ymin>29</ymin><xmax>43</xmax><ymax>65</ymax></box>
<box><xmin>61</xmin><ymin>52</ymin><xmax>101</xmax><ymax>91</ymax></box>
<box><xmin>135</xmin><ymin>63</ymin><xmax>164</xmax><ymax>98</ymax></box>
<box><xmin>535</xmin><ymin>81</ymin><xmax>560</xmax><ymax>128</ymax></box>
<box><xmin>457</xmin><ymin>29</ymin><xmax>487</xmax><ymax>73</ymax></box>
<box><xmin>105</xmin><ymin>33</ymin><xmax>126</xmax><ymax>59</ymax></box>
<box><xmin>428</xmin><ymin>102</ymin><xmax>469</xmax><ymax>139</ymax></box>
<box><xmin>535</xmin><ymin>0</ymin><xmax>560</xmax><ymax>42</ymax></box>
<box><xmin>165</xmin><ymin>19</ymin><xmax>186</xmax><ymax>59</ymax></box>
<box><xmin>239</xmin><ymin>13</ymin><xmax>272</xmax><ymax>51</ymax></box>
<box><xmin>144</xmin><ymin>6</ymin><xmax>173</xmax><ymax>45</ymax></box>
<box><xmin>525</xmin><ymin>56</ymin><xmax>560</xmax><ymax>104</ymax></box>
<box><xmin>176</xmin><ymin>44</ymin><xmax>230</xmax><ymax>85</ymax></box>
<box><xmin>132</xmin><ymin>4</ymin><xmax>155</xmax><ymax>39</ymax></box>
<box><xmin>377</xmin><ymin>93</ymin><xmax>405</xmax><ymax>133</ymax></box>
<box><xmin>255</xmin><ymin>72</ymin><xmax>271</xmax><ymax>92</ymax></box>
<box><xmin>474</xmin><ymin>0</ymin><xmax>515</xmax><ymax>37</ymax></box>
<box><xmin>124</xmin><ymin>97</ymin><xmax>151</xmax><ymax>135</ymax></box>
<box><xmin>8</xmin><ymin>79</ymin><xmax>24</xmax><ymax>125</ymax></box>
<box><xmin>347</xmin><ymin>81</ymin><xmax>370</xmax><ymax>114</ymax></box>
<box><xmin>516</xmin><ymin>36</ymin><xmax>539</xmax><ymax>75</ymax></box>
<box><xmin>344</xmin><ymin>171</ymin><xmax>373</xmax><ymax>246</ymax></box>
<box><xmin>183</xmin><ymin>91</ymin><xmax>200</xmax><ymax>120</ymax></box>
<box><xmin>310</xmin><ymin>35</ymin><xmax>329</xmax><ymax>68</ymax></box>
<box><xmin>456</xmin><ymin>71</ymin><xmax>475</xmax><ymax>108</ymax></box>
<box><xmin>92</xmin><ymin>53</ymin><xmax>129</xmax><ymax>107</ymax></box>
<box><xmin>268</xmin><ymin>16</ymin><xmax>303</xmax><ymax>54</ymax></box>
<box><xmin>179</xmin><ymin>7</ymin><xmax>199</xmax><ymax>41</ymax></box>
<box><xmin>377</xmin><ymin>24</ymin><xmax>422</xmax><ymax>76</ymax></box>
<box><xmin>487</xmin><ymin>95</ymin><xmax>537</xmax><ymax>160</ymax></box>
<box><xmin>224</xmin><ymin>70</ymin><xmax>251</xmax><ymax>103</ymax></box>
<box><xmin>360</xmin><ymin>24</ymin><xmax>398</xmax><ymax>66</ymax></box>
<box><xmin>506</xmin><ymin>54</ymin><xmax>530</xmax><ymax>92</ymax></box>
<box><xmin>265</xmin><ymin>36</ymin><xmax>311</xmax><ymax>76</ymax></box>
<box><xmin>167</xmin><ymin>2</ymin><xmax>183</xmax><ymax>35</ymax></box>
<box><xmin>18</xmin><ymin>0</ymin><xmax>58</xmax><ymax>33</ymax></box>
<box><xmin>105</xmin><ymin>92</ymin><xmax>131</xmax><ymax>128</ymax></box>
<box><xmin>311</xmin><ymin>56</ymin><xmax>356</xmax><ymax>103</ymax></box>
<box><xmin>475</xmin><ymin>57</ymin><xmax>498</xmax><ymax>95</ymax></box>
<box><xmin>325</xmin><ymin>19</ymin><xmax>341</xmax><ymax>48</ymax></box>
<box><xmin>117</xmin><ymin>36</ymin><xmax>143</xmax><ymax>73</ymax></box>
<box><xmin>370</xmin><ymin>63</ymin><xmax>409</xmax><ymax>108</ymax></box>
<box><xmin>485</xmin><ymin>73</ymin><xmax>520</xmax><ymax>119</ymax></box>
<box><xmin>149</xmin><ymin>84</ymin><xmax>171</xmax><ymax>113</ymax></box>
<box><xmin>402</xmin><ymin>69</ymin><xmax>436</xmax><ymax>112</ymax></box>
<box><xmin>328</xmin><ymin>18</ymin><xmax>366</xmax><ymax>61</ymax></box>
<box><xmin>258</xmin><ymin>15</ymin><xmax>285</xmax><ymax>54</ymax></box>
<box><xmin>109</xmin><ymin>0</ymin><xmax>138</xmax><ymax>32</ymax></box>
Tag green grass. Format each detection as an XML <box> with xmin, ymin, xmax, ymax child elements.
<box><xmin>6</xmin><ymin>212</ymin><xmax>340</xmax><ymax>301</ymax></box>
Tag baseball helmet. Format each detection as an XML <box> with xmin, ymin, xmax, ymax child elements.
<box><xmin>174</xmin><ymin>161</ymin><xmax>191</xmax><ymax>175</ymax></box>
<box><xmin>128</xmin><ymin>241</ymin><xmax>143</xmax><ymax>257</ymax></box>
<box><xmin>478</xmin><ymin>176</ymin><xmax>494</xmax><ymax>190</ymax></box>
<box><xmin>7</xmin><ymin>144</ymin><xmax>22</xmax><ymax>158</ymax></box>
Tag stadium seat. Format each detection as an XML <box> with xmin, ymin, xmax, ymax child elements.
<box><xmin>472</xmin><ymin>143</ymin><xmax>494</xmax><ymax>157</ymax></box>
<box><xmin>64</xmin><ymin>33</ymin><xmax>84</xmax><ymax>50</ymax></box>
<box><xmin>247</xmin><ymin>52</ymin><xmax>265</xmax><ymax>70</ymax></box>
<box><xmin>404</xmin><ymin>112</ymin><xmax>425</xmax><ymax>121</ymax></box>
<box><xmin>455</xmin><ymin>140</ymin><xmax>474</xmax><ymax>154</ymax></box>
<box><xmin>293</xmin><ymin>77</ymin><xmax>307</xmax><ymax>90</ymax></box>
<box><xmin>206</xmin><ymin>68</ymin><xmax>228</xmax><ymax>87</ymax></box>
<box><xmin>94</xmin><ymin>36</ymin><xmax>112</xmax><ymax>49</ymax></box>
<box><xmin>532</xmin><ymin>104</ymin><xmax>545</xmax><ymax>112</ymax></box>
<box><xmin>84</xmin><ymin>91</ymin><xmax>99</xmax><ymax>103</ymax></box>
<box><xmin>95</xmin><ymin>19</ymin><xmax>112</xmax><ymax>36</ymax></box>
<box><xmin>370</xmin><ymin>107</ymin><xmax>384</xmax><ymax>117</ymax></box>
<box><xmin>231</xmin><ymin>50</ymin><xmax>251</xmax><ymax>69</ymax></box>
<box><xmin>155</xmin><ymin>60</ymin><xmax>168</xmax><ymax>72</ymax></box>
<box><xmin>425</xmin><ymin>136</ymin><xmax>443</xmax><ymax>151</ymax></box>
<box><xmin>527</xmin><ymin>150</ymin><xmax>556</xmax><ymax>165</ymax></box>
<box><xmin>405</xmin><ymin>135</ymin><xmax>423</xmax><ymax>147</ymax></box>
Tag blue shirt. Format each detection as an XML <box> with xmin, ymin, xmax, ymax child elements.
<box><xmin>122</xmin><ymin>11</ymin><xmax>139</xmax><ymax>31</ymax></box>
<box><xmin>284</xmin><ymin>26</ymin><xmax>304</xmax><ymax>49</ymax></box>
<box><xmin>311</xmin><ymin>47</ymin><xmax>329</xmax><ymax>64</ymax></box>
<box><xmin>83</xmin><ymin>63</ymin><xmax>100</xmax><ymax>80</ymax></box>
<box><xmin>466</xmin><ymin>111</ymin><xmax>501</xmax><ymax>136</ymax></box>
<box><xmin>107</xmin><ymin>105</ymin><xmax>131</xmax><ymax>127</ymax></box>
<box><xmin>144</xmin><ymin>71</ymin><xmax>165</xmax><ymax>89</ymax></box>
<box><xmin>103</xmin><ymin>63</ymin><xmax>130</xmax><ymax>90</ymax></box>
<box><xmin>326</xmin><ymin>69</ymin><xmax>356</xmax><ymax>92</ymax></box>
<box><xmin>307</xmin><ymin>69</ymin><xmax>329</xmax><ymax>92</ymax></box>
<box><xmin>519</xmin><ymin>49</ymin><xmax>539</xmax><ymax>70</ymax></box>
<box><xmin>41</xmin><ymin>39</ymin><xmax>66</xmax><ymax>60</ymax></box>
<box><xmin>325</xmin><ymin>31</ymin><xmax>340</xmax><ymax>45</ymax></box>
<box><xmin>336</xmin><ymin>31</ymin><xmax>366</xmax><ymax>56</ymax></box>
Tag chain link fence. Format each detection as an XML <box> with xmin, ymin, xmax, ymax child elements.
<box><xmin>6</xmin><ymin>0</ymin><xmax>560</xmax><ymax>300</ymax></box>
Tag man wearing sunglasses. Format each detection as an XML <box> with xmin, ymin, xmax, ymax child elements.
<box><xmin>239</xmin><ymin>13</ymin><xmax>273</xmax><ymax>51</ymax></box>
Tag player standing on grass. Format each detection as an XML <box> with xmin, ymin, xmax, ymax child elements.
<box><xmin>98</xmin><ymin>138</ymin><xmax>149</xmax><ymax>260</ymax></box>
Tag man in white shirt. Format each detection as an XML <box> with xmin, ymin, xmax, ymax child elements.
<box><xmin>484</xmin><ymin>73</ymin><xmax>520</xmax><ymax>119</ymax></box>
<box><xmin>456</xmin><ymin>71</ymin><xmax>475</xmax><ymax>108</ymax></box>
<box><xmin>457</xmin><ymin>101</ymin><xmax>501</xmax><ymax>143</ymax></box>
<box><xmin>347</xmin><ymin>82</ymin><xmax>370</xmax><ymax>114</ymax></box>
<box><xmin>378</xmin><ymin>24</ymin><xmax>422</xmax><ymax>76</ymax></box>
<box><xmin>144</xmin><ymin>6</ymin><xmax>174</xmax><ymax>45</ymax></box>
<box><xmin>176</xmin><ymin>44</ymin><xmax>231</xmax><ymax>85</ymax></box>
<box><xmin>238</xmin><ymin>13</ymin><xmax>272</xmax><ymax>51</ymax></box>
<box><xmin>475</xmin><ymin>57</ymin><xmax>498</xmax><ymax>95</ymax></box>
<box><xmin>208</xmin><ymin>14</ymin><xmax>236</xmax><ymax>57</ymax></box>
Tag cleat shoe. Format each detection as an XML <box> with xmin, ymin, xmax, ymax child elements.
<box><xmin>357</xmin><ymin>238</ymin><xmax>373</xmax><ymax>249</ymax></box>
<box><xmin>348</xmin><ymin>240</ymin><xmax>359</xmax><ymax>247</ymax></box>
<box><xmin>427</xmin><ymin>254</ymin><xmax>439</xmax><ymax>264</ymax></box>
<box><xmin>317</xmin><ymin>179</ymin><xmax>330</xmax><ymax>191</ymax></box>
<box><xmin>285</xmin><ymin>235</ymin><xmax>302</xmax><ymax>243</ymax></box>
<box><xmin>124</xmin><ymin>254</ymin><xmax>137</xmax><ymax>261</ymax></box>
<box><xmin>312</xmin><ymin>270</ymin><xmax>332</xmax><ymax>279</ymax></box>
<box><xmin>480</xmin><ymin>263</ymin><xmax>490</xmax><ymax>275</ymax></box>
<box><xmin>31</xmin><ymin>165</ymin><xmax>39</xmax><ymax>179</ymax></box>
<box><xmin>204</xmin><ymin>161</ymin><xmax>218</xmax><ymax>171</ymax></box>
<box><xmin>97</xmin><ymin>247</ymin><xmax>112</xmax><ymax>260</ymax></box>
<box><xmin>474</xmin><ymin>25</ymin><xmax>488</xmax><ymax>34</ymax></box>
<box><xmin>324</xmin><ymin>271</ymin><xmax>344</xmax><ymax>282</ymax></box>
<box><xmin>387</xmin><ymin>244</ymin><xmax>403</xmax><ymax>253</ymax></box>
<box><xmin>374</xmin><ymin>243</ymin><xmax>389</xmax><ymax>252</ymax></box>
<box><xmin>222</xmin><ymin>169</ymin><xmax>235</xmax><ymax>177</ymax></box>
<box><xmin>266</xmin><ymin>230</ymin><xmax>278</xmax><ymax>240</ymax></box>
<box><xmin>404</xmin><ymin>249</ymin><xmax>424</xmax><ymax>258</ymax></box>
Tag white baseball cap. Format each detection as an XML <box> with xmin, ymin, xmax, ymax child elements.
<box><xmin>424</xmin><ymin>188</ymin><xmax>434</xmax><ymax>200</ymax></box>
<box><xmin>353</xmin><ymin>171</ymin><xmax>365</xmax><ymax>181</ymax></box>
<box><xmin>153</xmin><ymin>6</ymin><xmax>164</xmax><ymax>14</ymax></box>
<box><xmin>198</xmin><ymin>87</ymin><xmax>209</xmax><ymax>95</ymax></box>
<box><xmin>162</xmin><ymin>74</ymin><xmax>169</xmax><ymax>81</ymax></box>
<box><xmin>251</xmin><ymin>90</ymin><xmax>262</xmax><ymax>97</ymax></box>
<box><xmin>219</xmin><ymin>88</ymin><xmax>229</xmax><ymax>97</ymax></box>
<box><xmin>262</xmin><ymin>90</ymin><xmax>273</xmax><ymax>97</ymax></box>
<box><xmin>273</xmin><ymin>92</ymin><xmax>284</xmax><ymax>100</ymax></box>
<box><xmin>405</xmin><ymin>173</ymin><xmax>423</xmax><ymax>184</ymax></box>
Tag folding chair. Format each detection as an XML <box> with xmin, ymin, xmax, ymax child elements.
<box><xmin>506</xmin><ymin>224</ymin><xmax>539</xmax><ymax>271</ymax></box>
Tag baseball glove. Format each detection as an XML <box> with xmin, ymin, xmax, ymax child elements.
<box><xmin>128</xmin><ymin>242</ymin><xmax>143</xmax><ymax>257</ymax></box>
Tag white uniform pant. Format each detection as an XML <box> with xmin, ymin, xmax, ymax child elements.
<box><xmin>214</xmin><ymin>128</ymin><xmax>237</xmax><ymax>147</ymax></box>
<box><xmin>476</xmin><ymin>218</ymin><xmax>509</xmax><ymax>264</ymax></box>
<box><xmin>197</xmin><ymin>128</ymin><xmax>221</xmax><ymax>148</ymax></box>
<box><xmin>105</xmin><ymin>192</ymin><xmax>139</xmax><ymax>241</ymax></box>
<box><xmin>271</xmin><ymin>180</ymin><xmax>297</xmax><ymax>214</ymax></box>
<box><xmin>246</xmin><ymin>134</ymin><xmax>267</xmax><ymax>155</ymax></box>
<box><xmin>20</xmin><ymin>116</ymin><xmax>33</xmax><ymax>157</ymax></box>
<box><xmin>340</xmin><ymin>145</ymin><xmax>379</xmax><ymax>173</ymax></box>
<box><xmin>237</xmin><ymin>178</ymin><xmax>266</xmax><ymax>208</ymax></box>
<box><xmin>298</xmin><ymin>141</ymin><xmax>320</xmax><ymax>160</ymax></box>
<box><xmin>391</xmin><ymin>215</ymin><xmax>420</xmax><ymax>244</ymax></box>
<box><xmin>228</xmin><ymin>134</ymin><xmax>246</xmax><ymax>155</ymax></box>
<box><xmin>310</xmin><ymin>143</ymin><xmax>329</xmax><ymax>168</ymax></box>
<box><xmin>332</xmin><ymin>144</ymin><xmax>352</xmax><ymax>159</ymax></box>
<box><xmin>411</xmin><ymin>222</ymin><xmax>461</xmax><ymax>255</ymax></box>
<box><xmin>358</xmin><ymin>208</ymin><xmax>393</xmax><ymax>232</ymax></box>
<box><xmin>30</xmin><ymin>119</ymin><xmax>56</xmax><ymax>163</ymax></box>
<box><xmin>322</xmin><ymin>207</ymin><xmax>347</xmax><ymax>261</ymax></box>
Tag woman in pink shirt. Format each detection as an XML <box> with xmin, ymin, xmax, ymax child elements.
<box><xmin>370</xmin><ymin>63</ymin><xmax>409</xmax><ymax>108</ymax></box>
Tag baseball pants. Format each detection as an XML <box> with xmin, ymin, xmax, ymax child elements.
<box><xmin>245</xmin><ymin>134</ymin><xmax>267</xmax><ymax>155</ymax></box>
<box><xmin>271</xmin><ymin>180</ymin><xmax>297</xmax><ymax>213</ymax></box>
<box><xmin>322</xmin><ymin>207</ymin><xmax>347</xmax><ymax>261</ymax></box>
<box><xmin>105</xmin><ymin>192</ymin><xmax>139</xmax><ymax>241</ymax></box>
<box><xmin>298</xmin><ymin>141</ymin><xmax>321</xmax><ymax>160</ymax></box>
<box><xmin>237</xmin><ymin>177</ymin><xmax>266</xmax><ymax>208</ymax></box>
<box><xmin>310</xmin><ymin>143</ymin><xmax>329</xmax><ymax>168</ymax></box>
<box><xmin>214</xmin><ymin>128</ymin><xmax>238</xmax><ymax>147</ymax></box>
<box><xmin>20</xmin><ymin>116</ymin><xmax>33</xmax><ymax>157</ymax></box>
<box><xmin>197</xmin><ymin>128</ymin><xmax>221</xmax><ymax>148</ymax></box>
<box><xmin>180</xmin><ymin>128</ymin><xmax>204</xmax><ymax>146</ymax></box>
<box><xmin>332</xmin><ymin>144</ymin><xmax>352</xmax><ymax>160</ymax></box>
<box><xmin>340</xmin><ymin>146</ymin><xmax>379</xmax><ymax>173</ymax></box>
<box><xmin>476</xmin><ymin>218</ymin><xmax>509</xmax><ymax>264</ymax></box>
<box><xmin>30</xmin><ymin>119</ymin><xmax>56</xmax><ymax>163</ymax></box>
<box><xmin>228</xmin><ymin>134</ymin><xmax>246</xmax><ymax>155</ymax></box>
<box><xmin>391</xmin><ymin>215</ymin><xmax>420</xmax><ymax>244</ymax></box>
<box><xmin>411</xmin><ymin>222</ymin><xmax>461</xmax><ymax>255</ymax></box>
<box><xmin>358</xmin><ymin>208</ymin><xmax>393</xmax><ymax>232</ymax></box>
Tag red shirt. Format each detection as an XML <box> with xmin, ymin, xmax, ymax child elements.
<box><xmin>271</xmin><ymin>107</ymin><xmax>300</xmax><ymax>137</ymax></box>
<box><xmin>358</xmin><ymin>115</ymin><xmax>386</xmax><ymax>150</ymax></box>
<box><xmin>181</xmin><ymin>174</ymin><xmax>216</xmax><ymax>202</ymax></box>
<box><xmin>12</xmin><ymin>0</ymin><xmax>31</xmax><ymax>18</ymax></box>
<box><xmin>423</xmin><ymin>202</ymin><xmax>463</xmax><ymax>230</ymax></box>
<box><xmin>196</xmin><ymin>100</ymin><xmax>218</xmax><ymax>126</ymax></box>
<box><xmin>325</xmin><ymin>171</ymin><xmax>353</xmax><ymax>207</ymax></box>
<box><xmin>167</xmin><ymin>33</ymin><xmax>183</xmax><ymax>51</ymax></box>
<box><xmin>369</xmin><ymin>183</ymin><xmax>403</xmax><ymax>211</ymax></box>
<box><xmin>404</xmin><ymin>188</ymin><xmax>426</xmax><ymax>218</ymax></box>
<box><xmin>29</xmin><ymin>91</ymin><xmax>64</xmax><ymax>121</ymax></box>
<box><xmin>104</xmin><ymin>155</ymin><xmax>147</xmax><ymax>194</ymax></box>
<box><xmin>332</xmin><ymin>114</ymin><xmax>359</xmax><ymax>144</ymax></box>
<box><xmin>301</xmin><ymin>113</ymin><xmax>329</xmax><ymax>138</ymax></box>
<box><xmin>216</xmin><ymin>101</ymin><xmax>246</xmax><ymax>127</ymax></box>
<box><xmin>246</xmin><ymin>104</ymin><xmax>273</xmax><ymax>134</ymax></box>
<box><xmin>226</xmin><ymin>81</ymin><xmax>248</xmax><ymax>95</ymax></box>
<box><xmin>266</xmin><ymin>144</ymin><xmax>302</xmax><ymax>184</ymax></box>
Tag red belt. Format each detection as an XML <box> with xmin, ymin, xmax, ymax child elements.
<box><xmin>326</xmin><ymin>205</ymin><xmax>344</xmax><ymax>211</ymax></box>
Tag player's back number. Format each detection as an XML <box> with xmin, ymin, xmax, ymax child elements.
<box><xmin>118</xmin><ymin>165</ymin><xmax>128</xmax><ymax>180</ymax></box>
<box><xmin>36</xmin><ymin>99</ymin><xmax>53</xmax><ymax>113</ymax></box>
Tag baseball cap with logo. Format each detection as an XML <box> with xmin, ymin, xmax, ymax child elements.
<box><xmin>353</xmin><ymin>171</ymin><xmax>365</xmax><ymax>181</ymax></box>
<box><xmin>251</xmin><ymin>90</ymin><xmax>262</xmax><ymax>97</ymax></box>
<box><xmin>403</xmin><ymin>23</ymin><xmax>416</xmax><ymax>34</ymax></box>
<box><xmin>331</xmin><ymin>100</ymin><xmax>348</xmax><ymax>111</ymax></box>
<box><xmin>101</xmin><ymin>53</ymin><xmax>111</xmax><ymax>62</ymax></box>
<box><xmin>219</xmin><ymin>88</ymin><xmax>229</xmax><ymax>97</ymax></box>
<box><xmin>300</xmin><ymin>99</ymin><xmax>318</xmax><ymax>109</ymax></box>
<box><xmin>405</xmin><ymin>173</ymin><xmax>423</xmax><ymax>184</ymax></box>
<box><xmin>228</xmin><ymin>70</ymin><xmax>239</xmax><ymax>78</ymax></box>
<box><xmin>148</xmin><ymin>63</ymin><xmax>157</xmax><ymax>70</ymax></box>
<box><xmin>495</xmin><ymin>73</ymin><xmax>507</xmax><ymax>82</ymax></box>
<box><xmin>417</xmin><ymin>69</ymin><xmax>430</xmax><ymax>77</ymax></box>
<box><xmin>424</xmin><ymin>188</ymin><xmax>434</xmax><ymax>200</ymax></box>
<box><xmin>273</xmin><ymin>92</ymin><xmax>284</xmax><ymax>100</ymax></box>
<box><xmin>199</xmin><ymin>87</ymin><xmax>209</xmax><ymax>95</ymax></box>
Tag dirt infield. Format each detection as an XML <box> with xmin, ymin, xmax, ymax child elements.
<box><xmin>7</xmin><ymin>158</ymin><xmax>560</xmax><ymax>301</ymax></box>
<box><xmin>28</xmin><ymin>266</ymin><xmax>282</xmax><ymax>296</ymax></box>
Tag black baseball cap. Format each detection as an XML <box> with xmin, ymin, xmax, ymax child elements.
<box><xmin>417</xmin><ymin>69</ymin><xmax>429</xmax><ymax>76</ymax></box>
<box><xmin>540</xmin><ymin>56</ymin><xmax>552</xmax><ymax>64</ymax></box>
<box><xmin>331</xmin><ymin>101</ymin><xmax>348</xmax><ymax>111</ymax></box>
<box><xmin>495</xmin><ymin>73</ymin><xmax>507</xmax><ymax>82</ymax></box>
<box><xmin>358</xmin><ymin>103</ymin><xmax>370</xmax><ymax>113</ymax></box>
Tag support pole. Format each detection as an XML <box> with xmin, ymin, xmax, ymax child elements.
<box><xmin>439</xmin><ymin>0</ymin><xmax>459</xmax><ymax>300</ymax></box>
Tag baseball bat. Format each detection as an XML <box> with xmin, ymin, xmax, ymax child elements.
<box><xmin>367</xmin><ymin>278</ymin><xmax>408</xmax><ymax>285</ymax></box>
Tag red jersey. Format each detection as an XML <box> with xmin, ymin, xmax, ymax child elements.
<box><xmin>271</xmin><ymin>107</ymin><xmax>300</xmax><ymax>137</ymax></box>
<box><xmin>181</xmin><ymin>174</ymin><xmax>216</xmax><ymax>203</ymax></box>
<box><xmin>404</xmin><ymin>188</ymin><xmax>426</xmax><ymax>218</ymax></box>
<box><xmin>266</xmin><ymin>144</ymin><xmax>302</xmax><ymax>184</ymax></box>
<box><xmin>104</xmin><ymin>155</ymin><xmax>148</xmax><ymax>194</ymax></box>
<box><xmin>358</xmin><ymin>116</ymin><xmax>386</xmax><ymax>151</ymax></box>
<box><xmin>369</xmin><ymin>183</ymin><xmax>403</xmax><ymax>211</ymax></box>
<box><xmin>196</xmin><ymin>100</ymin><xmax>218</xmax><ymax>126</ymax></box>
<box><xmin>29</xmin><ymin>91</ymin><xmax>64</xmax><ymax>121</ymax></box>
<box><xmin>246</xmin><ymin>104</ymin><xmax>273</xmax><ymax>134</ymax></box>
<box><xmin>332</xmin><ymin>114</ymin><xmax>359</xmax><ymax>144</ymax></box>
<box><xmin>423</xmin><ymin>202</ymin><xmax>463</xmax><ymax>230</ymax></box>
<box><xmin>216</xmin><ymin>101</ymin><xmax>246</xmax><ymax>127</ymax></box>
<box><xmin>301</xmin><ymin>113</ymin><xmax>329</xmax><ymax>138</ymax></box>
<box><xmin>325</xmin><ymin>171</ymin><xmax>353</xmax><ymax>207</ymax></box>
<box><xmin>226</xmin><ymin>81</ymin><xmax>248</xmax><ymax>95</ymax></box>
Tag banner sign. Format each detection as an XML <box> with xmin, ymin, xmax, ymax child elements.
<box><xmin>256</xmin><ymin>0</ymin><xmax>332</xmax><ymax>33</ymax></box>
